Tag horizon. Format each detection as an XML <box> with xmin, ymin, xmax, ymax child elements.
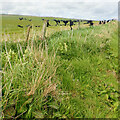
<box><xmin>1</xmin><ymin>13</ymin><xmax>117</xmax><ymax>21</ymax></box>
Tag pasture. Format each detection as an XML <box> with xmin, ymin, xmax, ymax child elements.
<box><xmin>1</xmin><ymin>15</ymin><xmax>119</xmax><ymax>119</ymax></box>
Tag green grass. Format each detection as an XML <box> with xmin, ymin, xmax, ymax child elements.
<box><xmin>47</xmin><ymin>22</ymin><xmax>119</xmax><ymax>118</ymax></box>
<box><xmin>2</xmin><ymin>14</ymin><xmax>98</xmax><ymax>35</ymax></box>
<box><xmin>2</xmin><ymin>15</ymin><xmax>69</xmax><ymax>34</ymax></box>
<box><xmin>1</xmin><ymin>15</ymin><xmax>119</xmax><ymax>119</ymax></box>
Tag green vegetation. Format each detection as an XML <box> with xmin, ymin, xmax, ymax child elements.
<box><xmin>1</xmin><ymin>15</ymin><xmax>119</xmax><ymax>119</ymax></box>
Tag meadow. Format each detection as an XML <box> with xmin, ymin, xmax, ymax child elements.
<box><xmin>1</xmin><ymin>14</ymin><xmax>119</xmax><ymax>119</ymax></box>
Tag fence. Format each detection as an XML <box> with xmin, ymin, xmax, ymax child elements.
<box><xmin>24</xmin><ymin>19</ymin><xmax>82</xmax><ymax>41</ymax></box>
<box><xmin>17</xmin><ymin>18</ymin><xmax>112</xmax><ymax>43</ymax></box>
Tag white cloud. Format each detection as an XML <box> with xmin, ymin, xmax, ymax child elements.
<box><xmin>1</xmin><ymin>1</ymin><xmax>118</xmax><ymax>20</ymax></box>
<box><xmin>1</xmin><ymin>0</ymin><xmax>120</xmax><ymax>2</ymax></box>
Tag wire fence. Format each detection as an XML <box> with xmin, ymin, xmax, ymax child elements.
<box><xmin>17</xmin><ymin>17</ymin><xmax>114</xmax><ymax>41</ymax></box>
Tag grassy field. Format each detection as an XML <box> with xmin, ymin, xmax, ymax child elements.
<box><xmin>1</xmin><ymin>15</ymin><xmax>119</xmax><ymax>119</ymax></box>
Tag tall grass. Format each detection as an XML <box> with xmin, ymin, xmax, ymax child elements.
<box><xmin>1</xmin><ymin>34</ymin><xmax>76</xmax><ymax>118</ymax></box>
<box><xmin>1</xmin><ymin>20</ymin><xmax>119</xmax><ymax>118</ymax></box>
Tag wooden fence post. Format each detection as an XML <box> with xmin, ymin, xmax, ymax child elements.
<box><xmin>78</xmin><ymin>20</ymin><xmax>80</xmax><ymax>30</ymax></box>
<box><xmin>42</xmin><ymin>20</ymin><xmax>47</xmax><ymax>40</ymax></box>
<box><xmin>26</xmin><ymin>26</ymin><xmax>31</xmax><ymax>45</ymax></box>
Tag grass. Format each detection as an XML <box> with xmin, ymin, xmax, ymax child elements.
<box><xmin>47</xmin><ymin>21</ymin><xmax>119</xmax><ymax>118</ymax></box>
<box><xmin>1</xmin><ymin>15</ymin><xmax>119</xmax><ymax>118</ymax></box>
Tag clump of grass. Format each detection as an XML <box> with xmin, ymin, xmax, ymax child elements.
<box><xmin>1</xmin><ymin>36</ymin><xmax>75</xmax><ymax>119</ymax></box>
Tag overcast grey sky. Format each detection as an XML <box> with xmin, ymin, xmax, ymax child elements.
<box><xmin>1</xmin><ymin>0</ymin><xmax>119</xmax><ymax>20</ymax></box>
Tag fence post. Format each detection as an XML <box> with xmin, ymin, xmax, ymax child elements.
<box><xmin>42</xmin><ymin>20</ymin><xmax>47</xmax><ymax>40</ymax></box>
<box><xmin>26</xmin><ymin>26</ymin><xmax>31</xmax><ymax>45</ymax></box>
<box><xmin>78</xmin><ymin>20</ymin><xmax>80</xmax><ymax>30</ymax></box>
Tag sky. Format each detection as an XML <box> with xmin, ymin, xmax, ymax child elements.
<box><xmin>1</xmin><ymin>0</ymin><xmax>119</xmax><ymax>20</ymax></box>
